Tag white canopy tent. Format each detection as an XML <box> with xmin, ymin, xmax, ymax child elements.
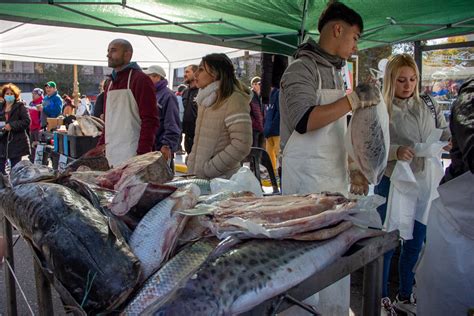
<box><xmin>0</xmin><ymin>20</ymin><xmax>258</xmax><ymax>85</ymax></box>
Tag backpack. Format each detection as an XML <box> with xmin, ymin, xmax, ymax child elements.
<box><xmin>420</xmin><ymin>94</ymin><xmax>438</xmax><ymax>127</ymax></box>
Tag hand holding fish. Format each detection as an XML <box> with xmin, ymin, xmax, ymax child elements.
<box><xmin>347</xmin><ymin>83</ymin><xmax>381</xmax><ymax>111</ymax></box>
<box><xmin>349</xmin><ymin>169</ymin><xmax>369</xmax><ymax>196</ymax></box>
<box><xmin>397</xmin><ymin>146</ymin><xmax>415</xmax><ymax>161</ymax></box>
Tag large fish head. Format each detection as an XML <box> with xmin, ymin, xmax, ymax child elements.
<box><xmin>148</xmin><ymin>288</ymin><xmax>220</xmax><ymax>316</ymax></box>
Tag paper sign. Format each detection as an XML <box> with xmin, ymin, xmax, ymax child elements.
<box><xmin>34</xmin><ymin>144</ymin><xmax>44</xmax><ymax>165</ymax></box>
<box><xmin>58</xmin><ymin>154</ymin><xmax>68</xmax><ymax>173</ymax></box>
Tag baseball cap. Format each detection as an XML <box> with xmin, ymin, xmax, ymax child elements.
<box><xmin>32</xmin><ymin>88</ymin><xmax>44</xmax><ymax>96</ymax></box>
<box><xmin>45</xmin><ymin>81</ymin><xmax>57</xmax><ymax>88</ymax></box>
<box><xmin>143</xmin><ymin>65</ymin><xmax>166</xmax><ymax>78</ymax></box>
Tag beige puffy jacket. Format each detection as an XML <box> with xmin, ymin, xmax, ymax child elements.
<box><xmin>187</xmin><ymin>88</ymin><xmax>252</xmax><ymax>179</ymax></box>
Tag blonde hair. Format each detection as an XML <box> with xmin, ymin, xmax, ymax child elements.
<box><xmin>383</xmin><ymin>54</ymin><xmax>420</xmax><ymax>114</ymax></box>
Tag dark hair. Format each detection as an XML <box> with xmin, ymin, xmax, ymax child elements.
<box><xmin>318</xmin><ymin>2</ymin><xmax>363</xmax><ymax>33</ymax></box>
<box><xmin>187</xmin><ymin>64</ymin><xmax>198</xmax><ymax>72</ymax></box>
<box><xmin>201</xmin><ymin>53</ymin><xmax>246</xmax><ymax>106</ymax></box>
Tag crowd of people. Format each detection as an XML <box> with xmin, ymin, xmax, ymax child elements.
<box><xmin>0</xmin><ymin>2</ymin><xmax>472</xmax><ymax>315</ymax></box>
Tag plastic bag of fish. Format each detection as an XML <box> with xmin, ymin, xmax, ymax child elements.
<box><xmin>345</xmin><ymin>84</ymin><xmax>389</xmax><ymax>185</ymax></box>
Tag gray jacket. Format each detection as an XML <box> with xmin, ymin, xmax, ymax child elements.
<box><xmin>280</xmin><ymin>39</ymin><xmax>345</xmax><ymax>152</ymax></box>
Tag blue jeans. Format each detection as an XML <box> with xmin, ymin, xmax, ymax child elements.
<box><xmin>374</xmin><ymin>175</ymin><xmax>427</xmax><ymax>298</ymax></box>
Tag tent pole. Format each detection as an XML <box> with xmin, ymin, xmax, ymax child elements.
<box><xmin>299</xmin><ymin>0</ymin><xmax>309</xmax><ymax>45</ymax></box>
<box><xmin>73</xmin><ymin>64</ymin><xmax>80</xmax><ymax>108</ymax></box>
<box><xmin>414</xmin><ymin>41</ymin><xmax>422</xmax><ymax>92</ymax></box>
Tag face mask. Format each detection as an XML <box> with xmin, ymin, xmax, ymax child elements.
<box><xmin>4</xmin><ymin>95</ymin><xmax>15</xmax><ymax>103</ymax></box>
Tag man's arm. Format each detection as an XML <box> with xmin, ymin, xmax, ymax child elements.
<box><xmin>134</xmin><ymin>74</ymin><xmax>159</xmax><ymax>154</ymax></box>
<box><xmin>306</xmin><ymin>97</ymin><xmax>351</xmax><ymax>131</ymax></box>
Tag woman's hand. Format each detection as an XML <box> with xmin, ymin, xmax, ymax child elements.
<box><xmin>4</xmin><ymin>123</ymin><xmax>12</xmax><ymax>131</ymax></box>
<box><xmin>443</xmin><ymin>141</ymin><xmax>452</xmax><ymax>152</ymax></box>
<box><xmin>397</xmin><ymin>146</ymin><xmax>415</xmax><ymax>161</ymax></box>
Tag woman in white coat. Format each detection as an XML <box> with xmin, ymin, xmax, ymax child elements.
<box><xmin>374</xmin><ymin>54</ymin><xmax>450</xmax><ymax>314</ymax></box>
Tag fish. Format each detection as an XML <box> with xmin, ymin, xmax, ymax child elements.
<box><xmin>197</xmin><ymin>190</ymin><xmax>256</xmax><ymax>205</ymax></box>
<box><xmin>0</xmin><ymin>175</ymin><xmax>141</xmax><ymax>314</ymax></box>
<box><xmin>78</xmin><ymin>116</ymin><xmax>102</xmax><ymax>137</ymax></box>
<box><xmin>99</xmin><ymin>151</ymin><xmax>173</xmax><ymax>191</ymax></box>
<box><xmin>349</xmin><ymin>87</ymin><xmax>389</xmax><ymax>184</ymax></box>
<box><xmin>57</xmin><ymin>176</ymin><xmax>132</xmax><ymax>242</ymax></box>
<box><xmin>166</xmin><ymin>178</ymin><xmax>211</xmax><ymax>195</ymax></box>
<box><xmin>122</xmin><ymin>238</ymin><xmax>219</xmax><ymax>315</ymax></box>
<box><xmin>142</xmin><ymin>226</ymin><xmax>383</xmax><ymax>315</ymax></box>
<box><xmin>65</xmin><ymin>156</ymin><xmax>110</xmax><ymax>172</ymax></box>
<box><xmin>10</xmin><ymin>160</ymin><xmax>57</xmax><ymax>185</ymax></box>
<box><xmin>289</xmin><ymin>220</ymin><xmax>353</xmax><ymax>241</ymax></box>
<box><xmin>129</xmin><ymin>184</ymin><xmax>201</xmax><ymax>279</ymax></box>
<box><xmin>110</xmin><ymin>183</ymin><xmax>177</xmax><ymax>217</ymax></box>
<box><xmin>194</xmin><ymin>193</ymin><xmax>357</xmax><ymax>239</ymax></box>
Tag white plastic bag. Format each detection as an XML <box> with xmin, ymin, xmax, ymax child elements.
<box><xmin>210</xmin><ymin>166</ymin><xmax>263</xmax><ymax>197</ymax></box>
<box><xmin>345</xmin><ymin>93</ymin><xmax>390</xmax><ymax>185</ymax></box>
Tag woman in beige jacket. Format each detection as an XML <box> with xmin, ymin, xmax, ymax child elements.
<box><xmin>187</xmin><ymin>53</ymin><xmax>252</xmax><ymax>179</ymax></box>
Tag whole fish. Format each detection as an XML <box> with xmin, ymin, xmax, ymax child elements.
<box><xmin>123</xmin><ymin>238</ymin><xmax>219</xmax><ymax>315</ymax></box>
<box><xmin>0</xmin><ymin>176</ymin><xmax>141</xmax><ymax>314</ymax></box>
<box><xmin>10</xmin><ymin>160</ymin><xmax>57</xmax><ymax>185</ymax></box>
<box><xmin>65</xmin><ymin>155</ymin><xmax>110</xmax><ymax>172</ymax></box>
<box><xmin>143</xmin><ymin>227</ymin><xmax>383</xmax><ymax>315</ymax></box>
<box><xmin>166</xmin><ymin>178</ymin><xmax>211</xmax><ymax>195</ymax></box>
<box><xmin>349</xmin><ymin>87</ymin><xmax>389</xmax><ymax>184</ymax></box>
<box><xmin>129</xmin><ymin>184</ymin><xmax>200</xmax><ymax>279</ymax></box>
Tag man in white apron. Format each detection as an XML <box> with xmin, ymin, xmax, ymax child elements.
<box><xmin>98</xmin><ymin>39</ymin><xmax>159</xmax><ymax>167</ymax></box>
<box><xmin>279</xmin><ymin>3</ymin><xmax>379</xmax><ymax>315</ymax></box>
<box><xmin>416</xmin><ymin>78</ymin><xmax>474</xmax><ymax>316</ymax></box>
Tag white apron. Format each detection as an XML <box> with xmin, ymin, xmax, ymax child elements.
<box><xmin>416</xmin><ymin>171</ymin><xmax>474</xmax><ymax>316</ymax></box>
<box><xmin>105</xmin><ymin>70</ymin><xmax>142</xmax><ymax>167</ymax></box>
<box><xmin>280</xmin><ymin>66</ymin><xmax>349</xmax><ymax>316</ymax></box>
<box><xmin>282</xmin><ymin>67</ymin><xmax>348</xmax><ymax>195</ymax></box>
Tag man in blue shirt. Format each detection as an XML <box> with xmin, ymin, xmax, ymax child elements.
<box><xmin>38</xmin><ymin>81</ymin><xmax>62</xmax><ymax>129</ymax></box>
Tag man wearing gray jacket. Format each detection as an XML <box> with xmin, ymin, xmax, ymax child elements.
<box><xmin>279</xmin><ymin>2</ymin><xmax>379</xmax><ymax>315</ymax></box>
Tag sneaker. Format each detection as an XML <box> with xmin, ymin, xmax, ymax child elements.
<box><xmin>393</xmin><ymin>293</ymin><xmax>416</xmax><ymax>315</ymax></box>
<box><xmin>381</xmin><ymin>297</ymin><xmax>397</xmax><ymax>316</ymax></box>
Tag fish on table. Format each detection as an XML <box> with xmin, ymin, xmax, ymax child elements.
<box><xmin>10</xmin><ymin>160</ymin><xmax>57</xmax><ymax>185</ymax></box>
<box><xmin>129</xmin><ymin>183</ymin><xmax>201</xmax><ymax>279</ymax></box>
<box><xmin>123</xmin><ymin>238</ymin><xmax>219</xmax><ymax>315</ymax></box>
<box><xmin>0</xmin><ymin>176</ymin><xmax>141</xmax><ymax>314</ymax></box>
<box><xmin>142</xmin><ymin>226</ymin><xmax>383</xmax><ymax>315</ymax></box>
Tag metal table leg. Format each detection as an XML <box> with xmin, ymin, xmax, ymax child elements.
<box><xmin>3</xmin><ymin>218</ymin><xmax>18</xmax><ymax>316</ymax></box>
<box><xmin>362</xmin><ymin>256</ymin><xmax>383</xmax><ymax>316</ymax></box>
<box><xmin>34</xmin><ymin>259</ymin><xmax>54</xmax><ymax>316</ymax></box>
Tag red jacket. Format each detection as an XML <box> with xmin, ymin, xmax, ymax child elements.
<box><xmin>98</xmin><ymin>65</ymin><xmax>159</xmax><ymax>155</ymax></box>
<box><xmin>28</xmin><ymin>97</ymin><xmax>43</xmax><ymax>132</ymax></box>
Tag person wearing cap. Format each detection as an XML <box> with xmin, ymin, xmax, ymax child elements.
<box><xmin>97</xmin><ymin>38</ymin><xmax>159</xmax><ymax>167</ymax></box>
<box><xmin>28</xmin><ymin>88</ymin><xmax>43</xmax><ymax>162</ymax></box>
<box><xmin>144</xmin><ymin>65</ymin><xmax>181</xmax><ymax>170</ymax></box>
<box><xmin>38</xmin><ymin>81</ymin><xmax>62</xmax><ymax>129</ymax></box>
<box><xmin>249</xmin><ymin>76</ymin><xmax>264</xmax><ymax>148</ymax></box>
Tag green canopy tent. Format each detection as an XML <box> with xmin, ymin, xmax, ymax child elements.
<box><xmin>0</xmin><ymin>0</ymin><xmax>473</xmax><ymax>56</ymax></box>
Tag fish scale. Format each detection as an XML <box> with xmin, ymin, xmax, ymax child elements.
<box><xmin>123</xmin><ymin>238</ymin><xmax>218</xmax><ymax>315</ymax></box>
<box><xmin>144</xmin><ymin>227</ymin><xmax>382</xmax><ymax>315</ymax></box>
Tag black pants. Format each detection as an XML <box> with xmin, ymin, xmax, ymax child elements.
<box><xmin>0</xmin><ymin>156</ymin><xmax>22</xmax><ymax>175</ymax></box>
<box><xmin>184</xmin><ymin>134</ymin><xmax>194</xmax><ymax>154</ymax></box>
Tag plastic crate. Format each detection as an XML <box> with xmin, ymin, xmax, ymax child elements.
<box><xmin>53</xmin><ymin>132</ymin><xmax>68</xmax><ymax>155</ymax></box>
<box><xmin>67</xmin><ymin>135</ymin><xmax>100</xmax><ymax>159</ymax></box>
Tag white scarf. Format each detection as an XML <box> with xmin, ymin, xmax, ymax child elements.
<box><xmin>195</xmin><ymin>81</ymin><xmax>220</xmax><ymax>107</ymax></box>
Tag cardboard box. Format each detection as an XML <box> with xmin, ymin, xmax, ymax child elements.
<box><xmin>46</xmin><ymin>117</ymin><xmax>64</xmax><ymax>131</ymax></box>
